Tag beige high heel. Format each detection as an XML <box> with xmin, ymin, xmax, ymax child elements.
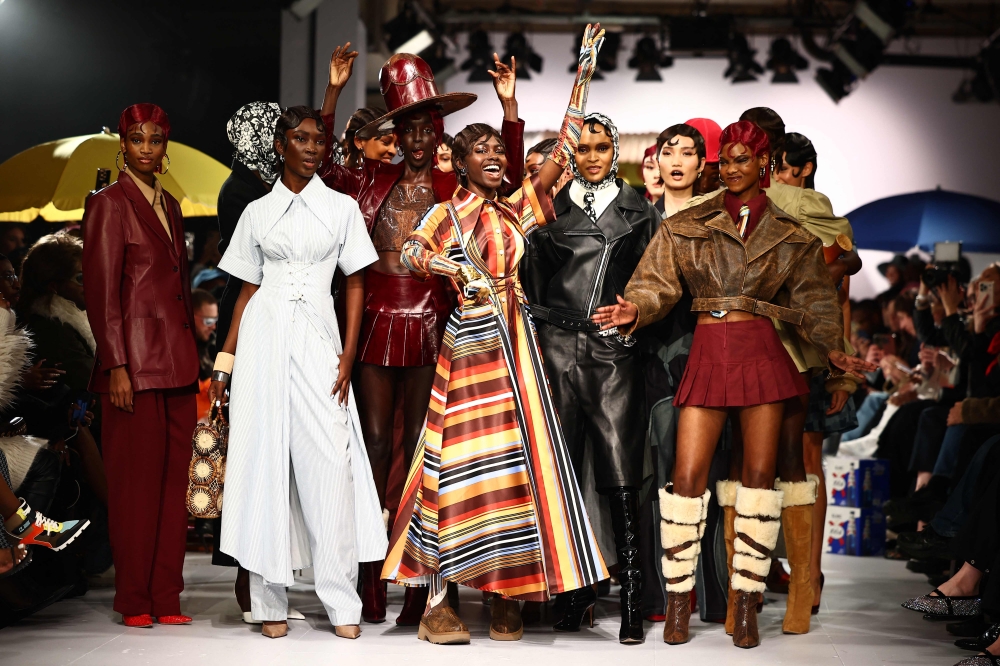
<box><xmin>334</xmin><ymin>625</ymin><xmax>361</xmax><ymax>639</ymax></box>
<box><xmin>262</xmin><ymin>621</ymin><xmax>288</xmax><ymax>638</ymax></box>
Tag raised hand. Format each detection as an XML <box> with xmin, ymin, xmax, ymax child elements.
<box><xmin>328</xmin><ymin>43</ymin><xmax>359</xmax><ymax>90</ymax></box>
<box><xmin>576</xmin><ymin>23</ymin><xmax>606</xmax><ymax>83</ymax></box>
<box><xmin>592</xmin><ymin>295</ymin><xmax>638</xmax><ymax>331</ymax></box>
<box><xmin>489</xmin><ymin>53</ymin><xmax>516</xmax><ymax>102</ymax></box>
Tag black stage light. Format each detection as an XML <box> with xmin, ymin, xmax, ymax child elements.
<box><xmin>954</xmin><ymin>31</ymin><xmax>1000</xmax><ymax>103</ymax></box>
<box><xmin>724</xmin><ymin>33</ymin><xmax>764</xmax><ymax>83</ymax></box>
<box><xmin>501</xmin><ymin>32</ymin><xmax>543</xmax><ymax>80</ymax></box>
<box><xmin>382</xmin><ymin>0</ymin><xmax>454</xmax><ymax>75</ymax></box>
<box><xmin>628</xmin><ymin>35</ymin><xmax>673</xmax><ymax>81</ymax></box>
<box><xmin>461</xmin><ymin>30</ymin><xmax>495</xmax><ymax>82</ymax></box>
<box><xmin>815</xmin><ymin>59</ymin><xmax>857</xmax><ymax>102</ymax></box>
<box><xmin>767</xmin><ymin>37</ymin><xmax>809</xmax><ymax>83</ymax></box>
<box><xmin>569</xmin><ymin>29</ymin><xmax>622</xmax><ymax>80</ymax></box>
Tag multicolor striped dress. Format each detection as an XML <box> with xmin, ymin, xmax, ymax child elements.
<box><xmin>381</xmin><ymin>177</ymin><xmax>608</xmax><ymax>601</ymax></box>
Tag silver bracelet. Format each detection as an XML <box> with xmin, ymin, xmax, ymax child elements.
<box><xmin>211</xmin><ymin>370</ymin><xmax>232</xmax><ymax>384</ymax></box>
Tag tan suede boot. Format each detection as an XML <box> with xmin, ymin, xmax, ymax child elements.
<box><xmin>776</xmin><ymin>476</ymin><xmax>818</xmax><ymax>635</ymax></box>
<box><xmin>659</xmin><ymin>484</ymin><xmax>711</xmax><ymax>645</ymax></box>
<box><xmin>731</xmin><ymin>485</ymin><xmax>784</xmax><ymax>649</ymax></box>
<box><xmin>716</xmin><ymin>480</ymin><xmax>740</xmax><ymax>635</ymax></box>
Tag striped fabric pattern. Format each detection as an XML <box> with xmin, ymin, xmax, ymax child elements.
<box><xmin>383</xmin><ymin>178</ymin><xmax>607</xmax><ymax>601</ymax></box>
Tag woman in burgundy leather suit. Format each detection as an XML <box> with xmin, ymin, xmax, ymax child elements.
<box><xmin>318</xmin><ymin>45</ymin><xmax>525</xmax><ymax>625</ymax></box>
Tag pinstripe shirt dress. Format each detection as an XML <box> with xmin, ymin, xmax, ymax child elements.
<box><xmin>219</xmin><ymin>174</ymin><xmax>388</xmax><ymax>590</ymax></box>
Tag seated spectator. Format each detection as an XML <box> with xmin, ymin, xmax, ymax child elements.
<box><xmin>0</xmin><ymin>224</ymin><xmax>27</xmax><ymax>271</ymax></box>
<box><xmin>191</xmin><ymin>289</ymin><xmax>218</xmax><ymax>421</ymax></box>
<box><xmin>192</xmin><ymin>267</ymin><xmax>228</xmax><ymax>300</ymax></box>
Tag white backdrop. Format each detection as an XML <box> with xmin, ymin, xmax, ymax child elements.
<box><xmin>441</xmin><ymin>33</ymin><xmax>1000</xmax><ymax>220</ymax></box>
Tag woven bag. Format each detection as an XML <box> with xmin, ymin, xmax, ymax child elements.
<box><xmin>185</xmin><ymin>402</ymin><xmax>228</xmax><ymax>518</ymax></box>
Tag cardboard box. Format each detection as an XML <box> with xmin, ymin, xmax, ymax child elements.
<box><xmin>823</xmin><ymin>506</ymin><xmax>886</xmax><ymax>556</ymax></box>
<box><xmin>826</xmin><ymin>456</ymin><xmax>890</xmax><ymax>509</ymax></box>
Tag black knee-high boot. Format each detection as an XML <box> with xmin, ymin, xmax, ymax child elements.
<box><xmin>610</xmin><ymin>487</ymin><xmax>644</xmax><ymax>644</ymax></box>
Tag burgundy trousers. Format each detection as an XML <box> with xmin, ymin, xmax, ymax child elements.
<box><xmin>101</xmin><ymin>387</ymin><xmax>196</xmax><ymax>616</ymax></box>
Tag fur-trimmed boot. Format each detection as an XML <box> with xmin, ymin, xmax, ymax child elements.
<box><xmin>717</xmin><ymin>479</ymin><xmax>740</xmax><ymax>635</ymax></box>
<box><xmin>731</xmin><ymin>485</ymin><xmax>784</xmax><ymax>649</ymax></box>
<box><xmin>659</xmin><ymin>484</ymin><xmax>711</xmax><ymax>645</ymax></box>
<box><xmin>776</xmin><ymin>475</ymin><xmax>818</xmax><ymax>635</ymax></box>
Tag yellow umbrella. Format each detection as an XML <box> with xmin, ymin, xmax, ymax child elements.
<box><xmin>0</xmin><ymin>129</ymin><xmax>231</xmax><ymax>222</ymax></box>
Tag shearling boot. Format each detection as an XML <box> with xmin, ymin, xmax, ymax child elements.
<box><xmin>659</xmin><ymin>484</ymin><xmax>711</xmax><ymax>645</ymax></box>
<box><xmin>716</xmin><ymin>480</ymin><xmax>740</xmax><ymax>635</ymax></box>
<box><xmin>731</xmin><ymin>485</ymin><xmax>784</xmax><ymax>649</ymax></box>
<box><xmin>776</xmin><ymin>475</ymin><xmax>818</xmax><ymax>635</ymax></box>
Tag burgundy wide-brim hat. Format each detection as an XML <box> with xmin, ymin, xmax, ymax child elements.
<box><xmin>358</xmin><ymin>53</ymin><xmax>476</xmax><ymax>139</ymax></box>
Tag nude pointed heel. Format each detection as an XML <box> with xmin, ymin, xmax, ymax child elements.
<box><xmin>262</xmin><ymin>621</ymin><xmax>288</xmax><ymax>638</ymax></box>
<box><xmin>335</xmin><ymin>624</ymin><xmax>361</xmax><ymax>639</ymax></box>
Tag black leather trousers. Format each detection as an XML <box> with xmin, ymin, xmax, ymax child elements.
<box><xmin>537</xmin><ymin>324</ymin><xmax>645</xmax><ymax>490</ymax></box>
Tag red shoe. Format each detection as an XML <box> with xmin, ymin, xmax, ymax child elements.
<box><xmin>123</xmin><ymin>614</ymin><xmax>154</xmax><ymax>627</ymax></box>
<box><xmin>156</xmin><ymin>615</ymin><xmax>193</xmax><ymax>625</ymax></box>
<box><xmin>645</xmin><ymin>614</ymin><xmax>666</xmax><ymax>622</ymax></box>
<box><xmin>360</xmin><ymin>561</ymin><xmax>386</xmax><ymax>623</ymax></box>
<box><xmin>396</xmin><ymin>586</ymin><xmax>428</xmax><ymax>626</ymax></box>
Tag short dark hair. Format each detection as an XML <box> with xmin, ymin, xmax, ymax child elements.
<box><xmin>656</xmin><ymin>124</ymin><xmax>706</xmax><ymax>160</ymax></box>
<box><xmin>18</xmin><ymin>234</ymin><xmax>83</xmax><ymax>315</ymax></box>
<box><xmin>527</xmin><ymin>138</ymin><xmax>557</xmax><ymax>159</ymax></box>
<box><xmin>778</xmin><ymin>132</ymin><xmax>818</xmax><ymax>189</ymax></box>
<box><xmin>273</xmin><ymin>106</ymin><xmax>327</xmax><ymax>174</ymax></box>
<box><xmin>343</xmin><ymin>106</ymin><xmax>387</xmax><ymax>168</ymax></box>
<box><xmin>892</xmin><ymin>292</ymin><xmax>915</xmax><ymax>318</ymax></box>
<box><xmin>191</xmin><ymin>288</ymin><xmax>217</xmax><ymax>311</ymax></box>
<box><xmin>452</xmin><ymin>123</ymin><xmax>505</xmax><ymax>187</ymax></box>
<box><xmin>440</xmin><ymin>133</ymin><xmax>454</xmax><ymax>149</ymax></box>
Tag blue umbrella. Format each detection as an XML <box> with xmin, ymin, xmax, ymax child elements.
<box><xmin>848</xmin><ymin>189</ymin><xmax>1000</xmax><ymax>253</ymax></box>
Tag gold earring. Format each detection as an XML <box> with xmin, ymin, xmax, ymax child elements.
<box><xmin>158</xmin><ymin>154</ymin><xmax>170</xmax><ymax>175</ymax></box>
<box><xmin>116</xmin><ymin>150</ymin><xmax>126</xmax><ymax>171</ymax></box>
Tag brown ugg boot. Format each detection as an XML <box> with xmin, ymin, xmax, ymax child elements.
<box><xmin>776</xmin><ymin>475</ymin><xmax>818</xmax><ymax>635</ymax></box>
<box><xmin>716</xmin><ymin>480</ymin><xmax>740</xmax><ymax>635</ymax></box>
<box><xmin>731</xmin><ymin>485</ymin><xmax>783</xmax><ymax>649</ymax></box>
<box><xmin>659</xmin><ymin>484</ymin><xmax>711</xmax><ymax>645</ymax></box>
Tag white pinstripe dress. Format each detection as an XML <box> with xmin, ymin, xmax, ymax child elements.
<box><xmin>219</xmin><ymin>174</ymin><xmax>387</xmax><ymax>624</ymax></box>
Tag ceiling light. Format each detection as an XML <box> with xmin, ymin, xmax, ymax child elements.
<box><xmin>724</xmin><ymin>33</ymin><xmax>764</xmax><ymax>83</ymax></box>
<box><xmin>461</xmin><ymin>30</ymin><xmax>495</xmax><ymax>82</ymax></box>
<box><xmin>501</xmin><ymin>32</ymin><xmax>543</xmax><ymax>79</ymax></box>
<box><xmin>568</xmin><ymin>29</ymin><xmax>622</xmax><ymax>80</ymax></box>
<box><xmin>766</xmin><ymin>38</ymin><xmax>809</xmax><ymax>83</ymax></box>
<box><xmin>628</xmin><ymin>36</ymin><xmax>673</xmax><ymax>81</ymax></box>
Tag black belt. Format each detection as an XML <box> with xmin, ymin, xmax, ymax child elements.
<box><xmin>528</xmin><ymin>305</ymin><xmax>599</xmax><ymax>332</ymax></box>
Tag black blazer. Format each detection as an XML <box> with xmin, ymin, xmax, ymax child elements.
<box><xmin>215</xmin><ymin>160</ymin><xmax>269</xmax><ymax>343</ymax></box>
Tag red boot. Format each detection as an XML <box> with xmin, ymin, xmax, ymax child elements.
<box><xmin>361</xmin><ymin>561</ymin><xmax>386</xmax><ymax>623</ymax></box>
<box><xmin>396</xmin><ymin>586</ymin><xmax>429</xmax><ymax>626</ymax></box>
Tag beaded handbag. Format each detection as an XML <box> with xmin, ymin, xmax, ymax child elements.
<box><xmin>185</xmin><ymin>402</ymin><xmax>228</xmax><ymax>518</ymax></box>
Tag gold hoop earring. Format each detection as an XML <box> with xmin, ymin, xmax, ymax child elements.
<box><xmin>697</xmin><ymin>171</ymin><xmax>703</xmax><ymax>178</ymax></box>
<box><xmin>158</xmin><ymin>154</ymin><xmax>170</xmax><ymax>175</ymax></box>
<box><xmin>116</xmin><ymin>150</ymin><xmax>126</xmax><ymax>171</ymax></box>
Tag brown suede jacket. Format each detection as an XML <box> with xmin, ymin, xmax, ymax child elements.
<box><xmin>624</xmin><ymin>190</ymin><xmax>846</xmax><ymax>376</ymax></box>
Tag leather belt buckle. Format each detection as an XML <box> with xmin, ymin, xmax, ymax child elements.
<box><xmin>597</xmin><ymin>326</ymin><xmax>619</xmax><ymax>338</ymax></box>
<box><xmin>710</xmin><ymin>310</ymin><xmax>729</xmax><ymax>318</ymax></box>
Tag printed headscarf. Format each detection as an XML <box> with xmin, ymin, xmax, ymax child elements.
<box><xmin>570</xmin><ymin>111</ymin><xmax>620</xmax><ymax>192</ymax></box>
<box><xmin>226</xmin><ymin>102</ymin><xmax>282</xmax><ymax>184</ymax></box>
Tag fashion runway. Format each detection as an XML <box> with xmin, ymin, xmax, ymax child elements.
<box><xmin>1</xmin><ymin>553</ymin><xmax>953</xmax><ymax>665</ymax></box>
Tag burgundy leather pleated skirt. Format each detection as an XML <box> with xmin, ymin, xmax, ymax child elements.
<box><xmin>674</xmin><ymin>318</ymin><xmax>808</xmax><ymax>408</ymax></box>
<box><xmin>358</xmin><ymin>268</ymin><xmax>455</xmax><ymax>367</ymax></box>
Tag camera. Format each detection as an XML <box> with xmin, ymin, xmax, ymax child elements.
<box><xmin>921</xmin><ymin>241</ymin><xmax>969</xmax><ymax>289</ymax></box>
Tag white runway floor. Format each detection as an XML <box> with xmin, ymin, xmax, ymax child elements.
<box><xmin>0</xmin><ymin>552</ymin><xmax>965</xmax><ymax>665</ymax></box>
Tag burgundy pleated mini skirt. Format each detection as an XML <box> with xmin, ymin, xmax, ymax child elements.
<box><xmin>358</xmin><ymin>268</ymin><xmax>455</xmax><ymax>367</ymax></box>
<box><xmin>674</xmin><ymin>318</ymin><xmax>808</xmax><ymax>408</ymax></box>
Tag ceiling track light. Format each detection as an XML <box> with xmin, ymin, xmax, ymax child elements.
<box><xmin>569</xmin><ymin>29</ymin><xmax>622</xmax><ymax>80</ymax></box>
<box><xmin>724</xmin><ymin>33</ymin><xmax>764</xmax><ymax>83</ymax></box>
<box><xmin>501</xmin><ymin>32</ymin><xmax>543</xmax><ymax>79</ymax></box>
<box><xmin>766</xmin><ymin>37</ymin><xmax>809</xmax><ymax>83</ymax></box>
<box><xmin>382</xmin><ymin>1</ymin><xmax>455</xmax><ymax>76</ymax></box>
<box><xmin>461</xmin><ymin>29</ymin><xmax>496</xmax><ymax>82</ymax></box>
<box><xmin>628</xmin><ymin>35</ymin><xmax>673</xmax><ymax>81</ymax></box>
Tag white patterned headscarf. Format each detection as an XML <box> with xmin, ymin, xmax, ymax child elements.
<box><xmin>570</xmin><ymin>111</ymin><xmax>620</xmax><ymax>192</ymax></box>
<box><xmin>226</xmin><ymin>102</ymin><xmax>282</xmax><ymax>184</ymax></box>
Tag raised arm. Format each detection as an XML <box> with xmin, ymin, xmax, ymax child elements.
<box><xmin>318</xmin><ymin>44</ymin><xmax>367</xmax><ymax>197</ymax></box>
<box><xmin>488</xmin><ymin>54</ymin><xmax>525</xmax><ymax>193</ymax></box>
<box><xmin>536</xmin><ymin>24</ymin><xmax>605</xmax><ymax>193</ymax></box>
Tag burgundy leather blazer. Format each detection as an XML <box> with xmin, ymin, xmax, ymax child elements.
<box><xmin>82</xmin><ymin>170</ymin><xmax>199</xmax><ymax>393</ymax></box>
<box><xmin>320</xmin><ymin>116</ymin><xmax>525</xmax><ymax>231</ymax></box>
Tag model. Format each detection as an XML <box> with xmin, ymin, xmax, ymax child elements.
<box><xmin>318</xmin><ymin>45</ymin><xmax>525</xmax><ymax>624</ymax></box>
<box><xmin>82</xmin><ymin>103</ymin><xmax>200</xmax><ymax>628</ymax></box>
<box><xmin>342</xmin><ymin>107</ymin><xmax>397</xmax><ymax>168</ymax></box>
<box><xmin>642</xmin><ymin>144</ymin><xmax>664</xmax><ymax>204</ymax></box>
<box><xmin>211</xmin><ymin>106</ymin><xmax>387</xmax><ymax>640</ymax></box>
<box><xmin>521</xmin><ymin>112</ymin><xmax>661</xmax><ymax>643</ymax></box>
<box><xmin>383</xmin><ymin>24</ymin><xmax>609</xmax><ymax>645</ymax></box>
<box><xmin>594</xmin><ymin>120</ymin><xmax>871</xmax><ymax>649</ymax></box>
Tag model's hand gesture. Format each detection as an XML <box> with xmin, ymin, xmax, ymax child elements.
<box><xmin>207</xmin><ymin>382</ymin><xmax>228</xmax><ymax>409</ymax></box>
<box><xmin>576</xmin><ymin>23</ymin><xmax>606</xmax><ymax>84</ymax></box>
<box><xmin>828</xmin><ymin>350</ymin><xmax>878</xmax><ymax>379</ymax></box>
<box><xmin>332</xmin><ymin>351</ymin><xmax>354</xmax><ymax>406</ymax></box>
<box><xmin>489</xmin><ymin>53</ymin><xmax>516</xmax><ymax>102</ymax></box>
<box><xmin>592</xmin><ymin>295</ymin><xmax>638</xmax><ymax>330</ymax></box>
<box><xmin>328</xmin><ymin>43</ymin><xmax>359</xmax><ymax>90</ymax></box>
